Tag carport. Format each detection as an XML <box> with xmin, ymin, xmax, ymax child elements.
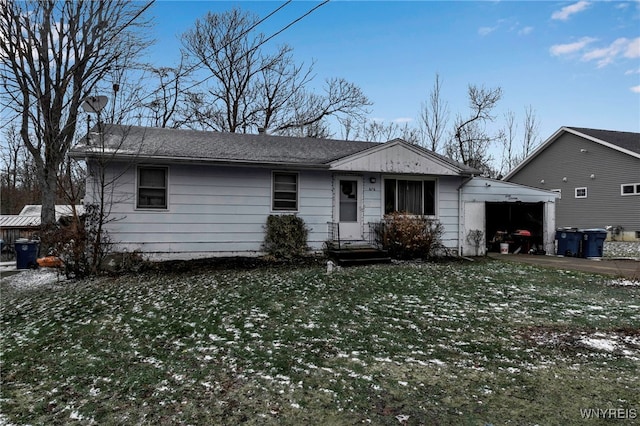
<box><xmin>460</xmin><ymin>177</ymin><xmax>560</xmax><ymax>256</ymax></box>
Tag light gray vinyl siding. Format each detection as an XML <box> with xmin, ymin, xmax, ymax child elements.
<box><xmin>508</xmin><ymin>133</ymin><xmax>640</xmax><ymax>231</ymax></box>
<box><xmin>438</xmin><ymin>176</ymin><xmax>462</xmax><ymax>248</ymax></box>
<box><xmin>90</xmin><ymin>161</ymin><xmax>467</xmax><ymax>258</ymax></box>
<box><xmin>362</xmin><ymin>173</ymin><xmax>382</xmax><ymax>225</ymax></box>
<box><xmin>94</xmin><ymin>162</ymin><xmax>332</xmax><ymax>258</ymax></box>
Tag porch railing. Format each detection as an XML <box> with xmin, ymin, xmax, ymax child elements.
<box><xmin>327</xmin><ymin>221</ymin><xmax>383</xmax><ymax>250</ymax></box>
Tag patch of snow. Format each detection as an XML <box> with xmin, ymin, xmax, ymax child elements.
<box><xmin>580</xmin><ymin>337</ymin><xmax>617</xmax><ymax>352</ymax></box>
<box><xmin>606</xmin><ymin>278</ymin><xmax>640</xmax><ymax>287</ymax></box>
<box><xmin>604</xmin><ymin>241</ymin><xmax>640</xmax><ymax>259</ymax></box>
<box><xmin>0</xmin><ymin>414</ymin><xmax>16</xmax><ymax>426</ymax></box>
<box><xmin>1</xmin><ymin>268</ymin><xmax>64</xmax><ymax>291</ymax></box>
<box><xmin>396</xmin><ymin>414</ymin><xmax>410</xmax><ymax>422</ymax></box>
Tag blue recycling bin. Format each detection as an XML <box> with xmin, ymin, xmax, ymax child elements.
<box><xmin>555</xmin><ymin>228</ymin><xmax>582</xmax><ymax>257</ymax></box>
<box><xmin>581</xmin><ymin>228</ymin><xmax>607</xmax><ymax>258</ymax></box>
<box><xmin>15</xmin><ymin>240</ymin><xmax>40</xmax><ymax>269</ymax></box>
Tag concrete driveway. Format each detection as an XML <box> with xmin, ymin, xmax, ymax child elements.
<box><xmin>488</xmin><ymin>253</ymin><xmax>640</xmax><ymax>280</ymax></box>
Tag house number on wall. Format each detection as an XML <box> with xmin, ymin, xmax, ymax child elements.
<box><xmin>368</xmin><ymin>187</ymin><xmax>376</xmax><ymax>191</ymax></box>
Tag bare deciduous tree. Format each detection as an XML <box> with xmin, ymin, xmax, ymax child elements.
<box><xmin>419</xmin><ymin>73</ymin><xmax>449</xmax><ymax>152</ymax></box>
<box><xmin>0</xmin><ymin>0</ymin><xmax>152</xmax><ymax>227</ymax></box>
<box><xmin>522</xmin><ymin>105</ymin><xmax>540</xmax><ymax>159</ymax></box>
<box><xmin>141</xmin><ymin>60</ymin><xmax>188</xmax><ymax>128</ymax></box>
<box><xmin>0</xmin><ymin>124</ymin><xmax>40</xmax><ymax>214</ymax></box>
<box><xmin>498</xmin><ymin>105</ymin><xmax>542</xmax><ymax>176</ymax></box>
<box><xmin>338</xmin><ymin>119</ymin><xmax>420</xmax><ymax>144</ymax></box>
<box><xmin>499</xmin><ymin>109</ymin><xmax>518</xmax><ymax>175</ymax></box>
<box><xmin>448</xmin><ymin>84</ymin><xmax>503</xmax><ymax>172</ymax></box>
<box><xmin>181</xmin><ymin>8</ymin><xmax>370</xmax><ymax>135</ymax></box>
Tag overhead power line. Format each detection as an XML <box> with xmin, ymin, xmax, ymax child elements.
<box><xmin>134</xmin><ymin>0</ymin><xmax>330</xmax><ymax>119</ymax></box>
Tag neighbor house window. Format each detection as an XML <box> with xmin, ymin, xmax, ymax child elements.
<box><xmin>575</xmin><ymin>187</ymin><xmax>587</xmax><ymax>199</ymax></box>
<box><xmin>551</xmin><ymin>189</ymin><xmax>562</xmax><ymax>199</ymax></box>
<box><xmin>384</xmin><ymin>178</ymin><xmax>436</xmax><ymax>215</ymax></box>
<box><xmin>137</xmin><ymin>166</ymin><xmax>168</xmax><ymax>209</ymax></box>
<box><xmin>621</xmin><ymin>183</ymin><xmax>640</xmax><ymax>196</ymax></box>
<box><xmin>272</xmin><ymin>172</ymin><xmax>298</xmax><ymax>211</ymax></box>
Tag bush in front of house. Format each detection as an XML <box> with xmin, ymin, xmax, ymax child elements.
<box><xmin>375</xmin><ymin>212</ymin><xmax>444</xmax><ymax>259</ymax></box>
<box><xmin>263</xmin><ymin>214</ymin><xmax>309</xmax><ymax>259</ymax></box>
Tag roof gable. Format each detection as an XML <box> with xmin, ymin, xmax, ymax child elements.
<box><xmin>504</xmin><ymin>126</ymin><xmax>640</xmax><ymax>180</ymax></box>
<box><xmin>329</xmin><ymin>139</ymin><xmax>476</xmax><ymax>175</ymax></box>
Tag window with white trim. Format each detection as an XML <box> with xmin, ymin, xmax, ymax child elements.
<box><xmin>621</xmin><ymin>183</ymin><xmax>640</xmax><ymax>196</ymax></box>
<box><xmin>137</xmin><ymin>166</ymin><xmax>168</xmax><ymax>209</ymax></box>
<box><xmin>384</xmin><ymin>178</ymin><xmax>436</xmax><ymax>215</ymax></box>
<box><xmin>575</xmin><ymin>187</ymin><xmax>587</xmax><ymax>199</ymax></box>
<box><xmin>272</xmin><ymin>172</ymin><xmax>298</xmax><ymax>211</ymax></box>
<box><xmin>551</xmin><ymin>189</ymin><xmax>562</xmax><ymax>199</ymax></box>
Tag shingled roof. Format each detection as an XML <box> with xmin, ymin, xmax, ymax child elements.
<box><xmin>503</xmin><ymin>126</ymin><xmax>639</xmax><ymax>180</ymax></box>
<box><xmin>70</xmin><ymin>124</ymin><xmax>477</xmax><ymax>174</ymax></box>
<box><xmin>70</xmin><ymin>125</ymin><xmax>379</xmax><ymax>166</ymax></box>
<box><xmin>566</xmin><ymin>127</ymin><xmax>640</xmax><ymax>155</ymax></box>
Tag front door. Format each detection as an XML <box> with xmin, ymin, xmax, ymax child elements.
<box><xmin>336</xmin><ymin>177</ymin><xmax>362</xmax><ymax>240</ymax></box>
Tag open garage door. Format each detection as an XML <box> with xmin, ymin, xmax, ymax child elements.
<box><xmin>486</xmin><ymin>202</ymin><xmax>545</xmax><ymax>253</ymax></box>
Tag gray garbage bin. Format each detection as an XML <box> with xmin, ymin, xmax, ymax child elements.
<box><xmin>555</xmin><ymin>228</ymin><xmax>582</xmax><ymax>257</ymax></box>
<box><xmin>15</xmin><ymin>239</ymin><xmax>40</xmax><ymax>269</ymax></box>
<box><xmin>581</xmin><ymin>229</ymin><xmax>607</xmax><ymax>258</ymax></box>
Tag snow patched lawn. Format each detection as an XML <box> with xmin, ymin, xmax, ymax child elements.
<box><xmin>1</xmin><ymin>260</ymin><xmax>639</xmax><ymax>425</ymax></box>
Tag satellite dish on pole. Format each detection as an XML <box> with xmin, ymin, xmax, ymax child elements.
<box><xmin>81</xmin><ymin>95</ymin><xmax>109</xmax><ymax>113</ymax></box>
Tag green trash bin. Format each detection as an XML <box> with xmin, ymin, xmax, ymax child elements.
<box><xmin>15</xmin><ymin>239</ymin><xmax>40</xmax><ymax>269</ymax></box>
<box><xmin>581</xmin><ymin>229</ymin><xmax>607</xmax><ymax>258</ymax></box>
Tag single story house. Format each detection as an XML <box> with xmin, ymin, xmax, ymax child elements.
<box><xmin>69</xmin><ymin>125</ymin><xmax>558</xmax><ymax>260</ymax></box>
<box><xmin>504</xmin><ymin>127</ymin><xmax>640</xmax><ymax>241</ymax></box>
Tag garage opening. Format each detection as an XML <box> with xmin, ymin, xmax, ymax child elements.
<box><xmin>486</xmin><ymin>202</ymin><xmax>545</xmax><ymax>253</ymax></box>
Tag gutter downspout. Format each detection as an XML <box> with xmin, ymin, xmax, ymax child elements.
<box><xmin>457</xmin><ymin>175</ymin><xmax>476</xmax><ymax>257</ymax></box>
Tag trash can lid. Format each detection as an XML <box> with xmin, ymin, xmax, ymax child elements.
<box><xmin>580</xmin><ymin>228</ymin><xmax>608</xmax><ymax>232</ymax></box>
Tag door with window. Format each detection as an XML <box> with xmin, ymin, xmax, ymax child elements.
<box><xmin>335</xmin><ymin>177</ymin><xmax>362</xmax><ymax>240</ymax></box>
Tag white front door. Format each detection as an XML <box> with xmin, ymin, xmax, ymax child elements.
<box><xmin>336</xmin><ymin>177</ymin><xmax>362</xmax><ymax>240</ymax></box>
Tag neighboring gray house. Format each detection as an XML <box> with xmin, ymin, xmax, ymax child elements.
<box><xmin>504</xmin><ymin>127</ymin><xmax>640</xmax><ymax>241</ymax></box>
<box><xmin>69</xmin><ymin>125</ymin><xmax>559</xmax><ymax>260</ymax></box>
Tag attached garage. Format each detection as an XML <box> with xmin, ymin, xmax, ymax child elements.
<box><xmin>460</xmin><ymin>177</ymin><xmax>560</xmax><ymax>256</ymax></box>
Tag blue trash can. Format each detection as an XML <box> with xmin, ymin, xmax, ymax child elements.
<box><xmin>581</xmin><ymin>228</ymin><xmax>608</xmax><ymax>258</ymax></box>
<box><xmin>15</xmin><ymin>240</ymin><xmax>40</xmax><ymax>269</ymax></box>
<box><xmin>555</xmin><ymin>228</ymin><xmax>582</xmax><ymax>257</ymax></box>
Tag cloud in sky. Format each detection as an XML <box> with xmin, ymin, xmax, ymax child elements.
<box><xmin>518</xmin><ymin>26</ymin><xmax>534</xmax><ymax>36</ymax></box>
<box><xmin>625</xmin><ymin>37</ymin><xmax>640</xmax><ymax>58</ymax></box>
<box><xmin>624</xmin><ymin>68</ymin><xmax>640</xmax><ymax>75</ymax></box>
<box><xmin>478</xmin><ymin>26</ymin><xmax>497</xmax><ymax>36</ymax></box>
<box><xmin>631</xmin><ymin>85</ymin><xmax>640</xmax><ymax>94</ymax></box>
<box><xmin>551</xmin><ymin>1</ymin><xmax>590</xmax><ymax>21</ymax></box>
<box><xmin>578</xmin><ymin>37</ymin><xmax>640</xmax><ymax>67</ymax></box>
<box><xmin>549</xmin><ymin>37</ymin><xmax>597</xmax><ymax>56</ymax></box>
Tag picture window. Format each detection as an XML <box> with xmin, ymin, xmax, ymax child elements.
<box><xmin>384</xmin><ymin>178</ymin><xmax>436</xmax><ymax>215</ymax></box>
